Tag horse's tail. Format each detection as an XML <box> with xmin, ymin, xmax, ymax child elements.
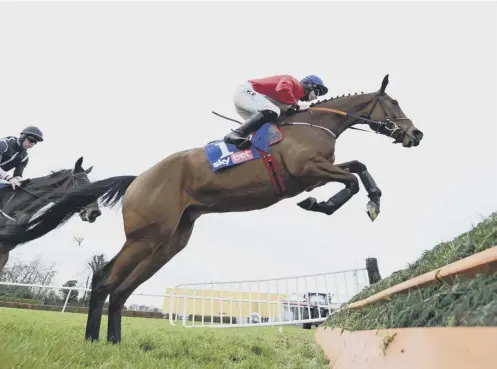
<box><xmin>0</xmin><ymin>175</ymin><xmax>137</xmax><ymax>246</ymax></box>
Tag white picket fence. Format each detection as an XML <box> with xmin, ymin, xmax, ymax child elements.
<box><xmin>167</xmin><ymin>267</ymin><xmax>370</xmax><ymax>329</ymax></box>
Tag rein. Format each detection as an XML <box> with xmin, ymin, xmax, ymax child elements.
<box><xmin>212</xmin><ymin>93</ymin><xmax>409</xmax><ymax>142</ymax></box>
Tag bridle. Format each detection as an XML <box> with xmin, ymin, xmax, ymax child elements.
<box><xmin>295</xmin><ymin>92</ymin><xmax>410</xmax><ymax>142</ymax></box>
<box><xmin>360</xmin><ymin>93</ymin><xmax>405</xmax><ymax>137</ymax></box>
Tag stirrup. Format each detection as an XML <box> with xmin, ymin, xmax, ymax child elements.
<box><xmin>224</xmin><ymin>132</ymin><xmax>252</xmax><ymax>150</ymax></box>
<box><xmin>235</xmin><ymin>138</ymin><xmax>252</xmax><ymax>150</ymax></box>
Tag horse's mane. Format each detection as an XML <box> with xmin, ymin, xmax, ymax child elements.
<box><xmin>25</xmin><ymin>169</ymin><xmax>73</xmax><ymax>191</ymax></box>
<box><xmin>309</xmin><ymin>90</ymin><xmax>375</xmax><ymax>107</ymax></box>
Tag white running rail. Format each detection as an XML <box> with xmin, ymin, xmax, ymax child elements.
<box><xmin>0</xmin><ymin>281</ymin><xmax>169</xmax><ymax>313</ymax></box>
<box><xmin>167</xmin><ymin>267</ymin><xmax>370</xmax><ymax>328</ymax></box>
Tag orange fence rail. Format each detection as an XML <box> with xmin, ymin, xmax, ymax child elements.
<box><xmin>347</xmin><ymin>245</ymin><xmax>497</xmax><ymax>309</ymax></box>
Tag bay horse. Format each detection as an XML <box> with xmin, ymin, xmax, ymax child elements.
<box><xmin>0</xmin><ymin>157</ymin><xmax>101</xmax><ymax>273</ymax></box>
<box><xmin>0</xmin><ymin>75</ymin><xmax>423</xmax><ymax>343</ymax></box>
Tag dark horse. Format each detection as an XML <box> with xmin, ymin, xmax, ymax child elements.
<box><xmin>0</xmin><ymin>157</ymin><xmax>101</xmax><ymax>273</ymax></box>
<box><xmin>0</xmin><ymin>75</ymin><xmax>423</xmax><ymax>343</ymax></box>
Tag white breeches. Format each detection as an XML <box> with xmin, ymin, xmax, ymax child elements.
<box><xmin>233</xmin><ymin>82</ymin><xmax>288</xmax><ymax>120</ymax></box>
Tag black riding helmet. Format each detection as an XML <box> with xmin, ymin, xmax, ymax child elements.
<box><xmin>20</xmin><ymin>126</ymin><xmax>44</xmax><ymax>143</ymax></box>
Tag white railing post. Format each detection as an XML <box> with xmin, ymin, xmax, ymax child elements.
<box><xmin>61</xmin><ymin>287</ymin><xmax>72</xmax><ymax>313</ymax></box>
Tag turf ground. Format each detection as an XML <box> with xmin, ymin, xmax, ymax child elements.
<box><xmin>0</xmin><ymin>308</ymin><xmax>328</xmax><ymax>369</ymax></box>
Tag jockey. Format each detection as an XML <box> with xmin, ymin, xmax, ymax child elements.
<box><xmin>0</xmin><ymin>126</ymin><xmax>44</xmax><ymax>189</ymax></box>
<box><xmin>224</xmin><ymin>74</ymin><xmax>328</xmax><ymax>150</ymax></box>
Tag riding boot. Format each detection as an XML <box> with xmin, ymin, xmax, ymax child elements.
<box><xmin>224</xmin><ymin>110</ymin><xmax>276</xmax><ymax>150</ymax></box>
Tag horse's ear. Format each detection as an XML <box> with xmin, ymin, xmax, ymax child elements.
<box><xmin>74</xmin><ymin>156</ymin><xmax>83</xmax><ymax>171</ymax></box>
<box><xmin>85</xmin><ymin>165</ymin><xmax>93</xmax><ymax>174</ymax></box>
<box><xmin>380</xmin><ymin>74</ymin><xmax>389</xmax><ymax>95</ymax></box>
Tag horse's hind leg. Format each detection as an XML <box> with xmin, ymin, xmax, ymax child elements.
<box><xmin>85</xmin><ymin>237</ymin><xmax>153</xmax><ymax>341</ymax></box>
<box><xmin>0</xmin><ymin>249</ymin><xmax>9</xmax><ymax>274</ymax></box>
<box><xmin>107</xmin><ymin>219</ymin><xmax>194</xmax><ymax>343</ymax></box>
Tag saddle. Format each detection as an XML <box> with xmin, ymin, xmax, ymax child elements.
<box><xmin>203</xmin><ymin>122</ymin><xmax>286</xmax><ymax>195</ymax></box>
<box><xmin>204</xmin><ymin>123</ymin><xmax>283</xmax><ymax>171</ymax></box>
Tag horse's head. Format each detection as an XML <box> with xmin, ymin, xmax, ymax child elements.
<box><xmin>72</xmin><ymin>157</ymin><xmax>101</xmax><ymax>223</ymax></box>
<box><xmin>365</xmin><ymin>75</ymin><xmax>424</xmax><ymax>148</ymax></box>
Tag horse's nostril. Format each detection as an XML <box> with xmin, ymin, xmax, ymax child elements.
<box><xmin>413</xmin><ymin>130</ymin><xmax>423</xmax><ymax>140</ymax></box>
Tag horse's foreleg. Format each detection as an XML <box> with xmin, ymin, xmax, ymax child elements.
<box><xmin>296</xmin><ymin>158</ymin><xmax>360</xmax><ymax>216</ymax></box>
<box><xmin>336</xmin><ymin>160</ymin><xmax>382</xmax><ymax>221</ymax></box>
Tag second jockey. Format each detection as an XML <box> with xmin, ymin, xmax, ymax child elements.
<box><xmin>0</xmin><ymin>126</ymin><xmax>44</xmax><ymax>190</ymax></box>
<box><xmin>224</xmin><ymin>74</ymin><xmax>328</xmax><ymax>150</ymax></box>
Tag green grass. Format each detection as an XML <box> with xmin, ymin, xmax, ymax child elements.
<box><xmin>0</xmin><ymin>308</ymin><xmax>328</xmax><ymax>369</ymax></box>
<box><xmin>324</xmin><ymin>211</ymin><xmax>497</xmax><ymax>331</ymax></box>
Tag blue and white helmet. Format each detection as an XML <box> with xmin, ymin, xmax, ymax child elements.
<box><xmin>300</xmin><ymin>75</ymin><xmax>328</xmax><ymax>96</ymax></box>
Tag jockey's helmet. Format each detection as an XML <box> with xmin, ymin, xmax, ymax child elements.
<box><xmin>300</xmin><ymin>75</ymin><xmax>328</xmax><ymax>96</ymax></box>
<box><xmin>20</xmin><ymin>126</ymin><xmax>44</xmax><ymax>143</ymax></box>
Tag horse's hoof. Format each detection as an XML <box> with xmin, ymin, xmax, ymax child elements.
<box><xmin>366</xmin><ymin>201</ymin><xmax>380</xmax><ymax>222</ymax></box>
<box><xmin>297</xmin><ymin>197</ymin><xmax>317</xmax><ymax>210</ymax></box>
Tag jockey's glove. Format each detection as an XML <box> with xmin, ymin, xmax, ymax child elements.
<box><xmin>297</xmin><ymin>101</ymin><xmax>310</xmax><ymax>111</ymax></box>
<box><xmin>286</xmin><ymin>102</ymin><xmax>309</xmax><ymax>116</ymax></box>
<box><xmin>6</xmin><ymin>176</ymin><xmax>23</xmax><ymax>190</ymax></box>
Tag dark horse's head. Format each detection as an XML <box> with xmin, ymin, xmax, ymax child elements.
<box><xmin>71</xmin><ymin>157</ymin><xmax>101</xmax><ymax>223</ymax></box>
<box><xmin>25</xmin><ymin>156</ymin><xmax>101</xmax><ymax>223</ymax></box>
<box><xmin>0</xmin><ymin>156</ymin><xmax>103</xmax><ymax>248</ymax></box>
<box><xmin>0</xmin><ymin>157</ymin><xmax>136</xmax><ymax>248</ymax></box>
<box><xmin>364</xmin><ymin>74</ymin><xmax>424</xmax><ymax>148</ymax></box>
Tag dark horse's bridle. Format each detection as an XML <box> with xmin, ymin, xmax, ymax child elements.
<box><xmin>0</xmin><ymin>171</ymin><xmax>89</xmax><ymax>222</ymax></box>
